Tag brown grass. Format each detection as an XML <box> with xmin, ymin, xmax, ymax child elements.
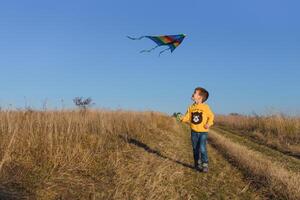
<box><xmin>215</xmin><ymin>114</ymin><xmax>300</xmax><ymax>155</ymax></box>
<box><xmin>209</xmin><ymin>129</ymin><xmax>300</xmax><ymax>200</ymax></box>
<box><xmin>1</xmin><ymin>109</ymin><xmax>295</xmax><ymax>199</ymax></box>
<box><xmin>0</xmin><ymin>110</ymin><xmax>187</xmax><ymax>199</ymax></box>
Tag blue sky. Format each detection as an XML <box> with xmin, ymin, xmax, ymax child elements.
<box><xmin>0</xmin><ymin>0</ymin><xmax>299</xmax><ymax>115</ymax></box>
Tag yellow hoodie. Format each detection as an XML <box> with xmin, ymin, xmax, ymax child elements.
<box><xmin>180</xmin><ymin>103</ymin><xmax>214</xmax><ymax>132</ymax></box>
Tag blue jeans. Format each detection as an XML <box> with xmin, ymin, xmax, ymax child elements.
<box><xmin>191</xmin><ymin>130</ymin><xmax>208</xmax><ymax>166</ymax></box>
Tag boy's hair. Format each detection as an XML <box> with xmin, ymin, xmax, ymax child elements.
<box><xmin>194</xmin><ymin>87</ymin><xmax>209</xmax><ymax>103</ymax></box>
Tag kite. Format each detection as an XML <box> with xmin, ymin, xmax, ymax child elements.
<box><xmin>127</xmin><ymin>34</ymin><xmax>186</xmax><ymax>56</ymax></box>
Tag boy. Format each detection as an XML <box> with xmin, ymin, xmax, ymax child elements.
<box><xmin>179</xmin><ymin>87</ymin><xmax>214</xmax><ymax>173</ymax></box>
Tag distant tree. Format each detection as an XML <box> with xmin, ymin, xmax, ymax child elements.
<box><xmin>73</xmin><ymin>97</ymin><xmax>94</xmax><ymax>110</ymax></box>
<box><xmin>229</xmin><ymin>112</ymin><xmax>241</xmax><ymax>116</ymax></box>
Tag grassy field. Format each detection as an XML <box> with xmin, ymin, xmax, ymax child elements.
<box><xmin>0</xmin><ymin>110</ymin><xmax>298</xmax><ymax>199</ymax></box>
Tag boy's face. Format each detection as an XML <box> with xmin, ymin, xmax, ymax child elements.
<box><xmin>192</xmin><ymin>90</ymin><xmax>203</xmax><ymax>103</ymax></box>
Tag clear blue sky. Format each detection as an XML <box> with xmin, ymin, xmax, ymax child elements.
<box><xmin>1</xmin><ymin>0</ymin><xmax>299</xmax><ymax>115</ymax></box>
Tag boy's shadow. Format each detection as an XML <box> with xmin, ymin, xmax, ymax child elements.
<box><xmin>118</xmin><ymin>134</ymin><xmax>195</xmax><ymax>170</ymax></box>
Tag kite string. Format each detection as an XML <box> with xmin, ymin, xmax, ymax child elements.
<box><xmin>127</xmin><ymin>36</ymin><xmax>146</xmax><ymax>40</ymax></box>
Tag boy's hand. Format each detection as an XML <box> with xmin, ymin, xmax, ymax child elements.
<box><xmin>204</xmin><ymin>124</ymin><xmax>210</xmax><ymax>129</ymax></box>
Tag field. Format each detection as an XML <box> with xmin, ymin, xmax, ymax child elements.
<box><xmin>0</xmin><ymin>110</ymin><xmax>299</xmax><ymax>199</ymax></box>
<box><xmin>215</xmin><ymin>114</ymin><xmax>300</xmax><ymax>157</ymax></box>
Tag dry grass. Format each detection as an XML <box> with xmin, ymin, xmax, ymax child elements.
<box><xmin>209</xmin><ymin>129</ymin><xmax>300</xmax><ymax>200</ymax></box>
<box><xmin>1</xmin><ymin>109</ymin><xmax>293</xmax><ymax>199</ymax></box>
<box><xmin>0</xmin><ymin>109</ymin><xmax>187</xmax><ymax>199</ymax></box>
<box><xmin>215</xmin><ymin>114</ymin><xmax>300</xmax><ymax>155</ymax></box>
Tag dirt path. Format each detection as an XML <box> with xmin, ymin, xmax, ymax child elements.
<box><xmin>175</xmin><ymin>129</ymin><xmax>265</xmax><ymax>199</ymax></box>
<box><xmin>122</xmin><ymin>125</ymin><xmax>265</xmax><ymax>199</ymax></box>
<box><xmin>208</xmin><ymin>128</ymin><xmax>300</xmax><ymax>200</ymax></box>
<box><xmin>212</xmin><ymin>127</ymin><xmax>300</xmax><ymax>172</ymax></box>
<box><xmin>214</xmin><ymin>126</ymin><xmax>300</xmax><ymax>159</ymax></box>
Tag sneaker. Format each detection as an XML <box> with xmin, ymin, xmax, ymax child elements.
<box><xmin>193</xmin><ymin>162</ymin><xmax>201</xmax><ymax>171</ymax></box>
<box><xmin>194</xmin><ymin>164</ymin><xmax>200</xmax><ymax>171</ymax></box>
<box><xmin>202</xmin><ymin>163</ymin><xmax>208</xmax><ymax>173</ymax></box>
<box><xmin>202</xmin><ymin>167</ymin><xmax>208</xmax><ymax>173</ymax></box>
<box><xmin>197</xmin><ymin>160</ymin><xmax>202</xmax><ymax>166</ymax></box>
<box><xmin>194</xmin><ymin>166</ymin><xmax>201</xmax><ymax>172</ymax></box>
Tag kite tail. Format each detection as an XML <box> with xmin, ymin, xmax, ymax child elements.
<box><xmin>127</xmin><ymin>36</ymin><xmax>146</xmax><ymax>40</ymax></box>
<box><xmin>140</xmin><ymin>45</ymin><xmax>159</xmax><ymax>53</ymax></box>
<box><xmin>159</xmin><ymin>47</ymin><xmax>171</xmax><ymax>56</ymax></box>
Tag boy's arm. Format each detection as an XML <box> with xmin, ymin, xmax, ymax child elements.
<box><xmin>180</xmin><ymin>106</ymin><xmax>191</xmax><ymax>123</ymax></box>
<box><xmin>206</xmin><ymin>105</ymin><xmax>214</xmax><ymax>127</ymax></box>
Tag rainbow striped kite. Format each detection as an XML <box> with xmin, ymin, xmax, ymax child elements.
<box><xmin>127</xmin><ymin>34</ymin><xmax>186</xmax><ymax>56</ymax></box>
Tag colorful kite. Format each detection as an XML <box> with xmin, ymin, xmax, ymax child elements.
<box><xmin>127</xmin><ymin>34</ymin><xmax>186</xmax><ymax>56</ymax></box>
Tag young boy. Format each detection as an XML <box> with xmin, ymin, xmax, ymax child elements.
<box><xmin>179</xmin><ymin>87</ymin><xmax>214</xmax><ymax>173</ymax></box>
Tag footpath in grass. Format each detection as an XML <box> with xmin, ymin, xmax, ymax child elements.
<box><xmin>123</xmin><ymin>124</ymin><xmax>265</xmax><ymax>199</ymax></box>
<box><xmin>212</xmin><ymin>126</ymin><xmax>300</xmax><ymax>172</ymax></box>
<box><xmin>208</xmin><ymin>129</ymin><xmax>300</xmax><ymax>200</ymax></box>
<box><xmin>214</xmin><ymin>125</ymin><xmax>300</xmax><ymax>159</ymax></box>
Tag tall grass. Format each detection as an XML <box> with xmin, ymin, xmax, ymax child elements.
<box><xmin>0</xmin><ymin>110</ymin><xmax>185</xmax><ymax>199</ymax></box>
<box><xmin>215</xmin><ymin>114</ymin><xmax>300</xmax><ymax>155</ymax></box>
